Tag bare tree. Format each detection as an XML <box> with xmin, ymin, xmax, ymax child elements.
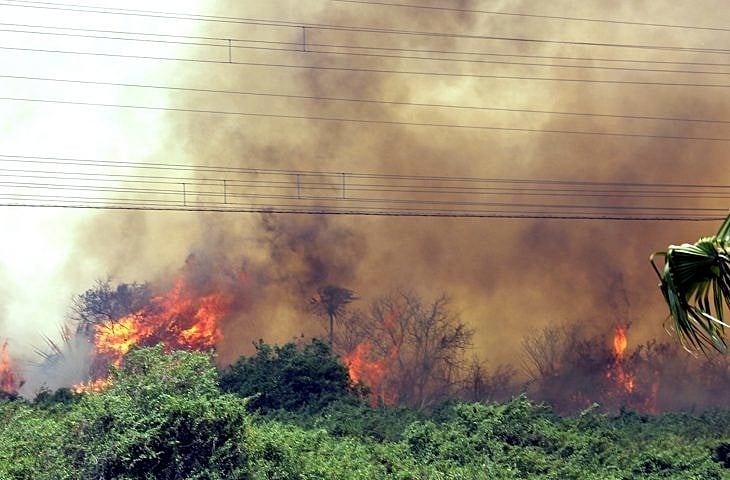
<box><xmin>337</xmin><ymin>292</ymin><xmax>473</xmax><ymax>409</ymax></box>
<box><xmin>522</xmin><ymin>324</ymin><xmax>570</xmax><ymax>380</ymax></box>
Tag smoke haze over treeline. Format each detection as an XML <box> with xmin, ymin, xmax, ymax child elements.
<box><xmin>1</xmin><ymin>1</ymin><xmax>729</xmax><ymax>407</ymax></box>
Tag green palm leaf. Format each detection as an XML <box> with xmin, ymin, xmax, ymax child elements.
<box><xmin>651</xmin><ymin>214</ymin><xmax>730</xmax><ymax>353</ymax></box>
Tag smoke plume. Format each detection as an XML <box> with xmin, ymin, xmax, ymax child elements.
<box><xmin>4</xmin><ymin>1</ymin><xmax>730</xmax><ymax>407</ymax></box>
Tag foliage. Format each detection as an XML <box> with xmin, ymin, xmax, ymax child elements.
<box><xmin>32</xmin><ymin>387</ymin><xmax>82</xmax><ymax>410</ymax></box>
<box><xmin>220</xmin><ymin>338</ymin><xmax>364</xmax><ymax>413</ymax></box>
<box><xmin>0</xmin><ymin>346</ymin><xmax>728</xmax><ymax>479</ymax></box>
<box><xmin>0</xmin><ymin>401</ymin><xmax>73</xmax><ymax>479</ymax></box>
<box><xmin>651</xmin><ymin>213</ymin><xmax>730</xmax><ymax>352</ymax></box>
<box><xmin>64</xmin><ymin>345</ymin><xmax>253</xmax><ymax>479</ymax></box>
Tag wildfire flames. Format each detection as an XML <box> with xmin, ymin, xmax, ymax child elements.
<box><xmin>344</xmin><ymin>341</ymin><xmax>399</xmax><ymax>405</ymax></box>
<box><xmin>607</xmin><ymin>325</ymin><xmax>636</xmax><ymax>393</ymax></box>
<box><xmin>0</xmin><ymin>256</ymin><xmax>705</xmax><ymax>414</ymax></box>
<box><xmin>0</xmin><ymin>339</ymin><xmax>21</xmax><ymax>394</ymax></box>
<box><xmin>343</xmin><ymin>308</ymin><xmax>402</xmax><ymax>405</ymax></box>
<box><xmin>605</xmin><ymin>324</ymin><xmax>659</xmax><ymax>413</ymax></box>
<box><xmin>613</xmin><ymin>325</ymin><xmax>628</xmax><ymax>359</ymax></box>
<box><xmin>79</xmin><ymin>256</ymin><xmax>245</xmax><ymax>390</ymax></box>
<box><xmin>93</xmin><ymin>277</ymin><xmax>229</xmax><ymax>368</ymax></box>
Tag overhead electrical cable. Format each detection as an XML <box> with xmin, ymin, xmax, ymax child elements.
<box><xmin>331</xmin><ymin>0</ymin><xmax>730</xmax><ymax>33</ymax></box>
<box><xmin>3</xmin><ymin>153</ymin><xmax>730</xmax><ymax>190</ymax></box>
<box><xmin>5</xmin><ymin>96</ymin><xmax>730</xmax><ymax>142</ymax></box>
<box><xmin>4</xmin><ymin>23</ymin><xmax>730</xmax><ymax>77</ymax></box>
<box><xmin>7</xmin><ymin>0</ymin><xmax>729</xmax><ymax>36</ymax></box>
<box><xmin>0</xmin><ymin>155</ymin><xmax>726</xmax><ymax>216</ymax></box>
<box><xmin>4</xmin><ymin>73</ymin><xmax>730</xmax><ymax>125</ymax></box>
<box><xmin>0</xmin><ymin>199</ymin><xmax>722</xmax><ymax>221</ymax></box>
<box><xmin>0</xmin><ymin>0</ymin><xmax>726</xmax><ymax>55</ymax></box>
<box><xmin>8</xmin><ymin>21</ymin><xmax>730</xmax><ymax>71</ymax></box>
<box><xmin>5</xmin><ymin>45</ymin><xmax>730</xmax><ymax>89</ymax></box>
<box><xmin>3</xmin><ymin>166</ymin><xmax>730</xmax><ymax>200</ymax></box>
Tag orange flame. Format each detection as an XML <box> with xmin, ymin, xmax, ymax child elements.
<box><xmin>86</xmin><ymin>258</ymin><xmax>244</xmax><ymax>386</ymax></box>
<box><xmin>613</xmin><ymin>325</ymin><xmax>628</xmax><ymax>359</ymax></box>
<box><xmin>344</xmin><ymin>341</ymin><xmax>399</xmax><ymax>405</ymax></box>
<box><xmin>72</xmin><ymin>377</ymin><xmax>111</xmax><ymax>394</ymax></box>
<box><xmin>344</xmin><ymin>307</ymin><xmax>402</xmax><ymax>405</ymax></box>
<box><xmin>0</xmin><ymin>340</ymin><xmax>20</xmax><ymax>394</ymax></box>
<box><xmin>607</xmin><ymin>325</ymin><xmax>635</xmax><ymax>393</ymax></box>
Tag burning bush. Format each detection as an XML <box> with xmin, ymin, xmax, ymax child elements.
<box><xmin>0</xmin><ymin>339</ymin><xmax>21</xmax><ymax>395</ymax></box>
<box><xmin>61</xmin><ymin>255</ymin><xmax>248</xmax><ymax>388</ymax></box>
<box><xmin>336</xmin><ymin>293</ymin><xmax>473</xmax><ymax>409</ymax></box>
<box><xmin>522</xmin><ymin>321</ymin><xmax>730</xmax><ymax>414</ymax></box>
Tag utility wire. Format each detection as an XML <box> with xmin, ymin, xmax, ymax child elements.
<box><xmin>6</xmin><ymin>44</ymin><xmax>730</xmax><ymax>90</ymax></box>
<box><xmin>332</xmin><ymin>0</ymin><xmax>730</xmax><ymax>33</ymax></box>
<box><xmin>10</xmin><ymin>0</ymin><xmax>728</xmax><ymax>36</ymax></box>
<box><xmin>0</xmin><ymin>200</ymin><xmax>722</xmax><ymax>221</ymax></box>
<box><xmin>9</xmin><ymin>21</ymin><xmax>730</xmax><ymax>70</ymax></box>
<box><xmin>5</xmin><ymin>23</ymin><xmax>730</xmax><ymax>78</ymax></box>
<box><xmin>4</xmin><ymin>96</ymin><xmax>730</xmax><ymax>142</ymax></box>
<box><xmin>4</xmin><ymin>153</ymin><xmax>730</xmax><ymax>189</ymax></box>
<box><xmin>4</xmin><ymin>167</ymin><xmax>730</xmax><ymax>200</ymax></box>
<box><xmin>0</xmin><ymin>0</ymin><xmax>726</xmax><ymax>55</ymax></box>
<box><xmin>6</xmin><ymin>73</ymin><xmax>730</xmax><ymax>126</ymax></box>
<box><xmin>0</xmin><ymin>155</ymin><xmax>727</xmax><ymax>222</ymax></box>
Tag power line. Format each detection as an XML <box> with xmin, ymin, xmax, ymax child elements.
<box><xmin>4</xmin><ymin>153</ymin><xmax>730</xmax><ymax>190</ymax></box>
<box><xmin>4</xmin><ymin>167</ymin><xmax>730</xmax><ymax>200</ymax></box>
<box><xmin>6</xmin><ymin>95</ymin><xmax>730</xmax><ymax>142</ymax></box>
<box><xmin>0</xmin><ymin>200</ymin><xmax>722</xmax><ymax>221</ymax></box>
<box><xmin>0</xmin><ymin>188</ymin><xmax>723</xmax><ymax>221</ymax></box>
<box><xmin>0</xmin><ymin>154</ymin><xmax>727</xmax><ymax>222</ymax></box>
<box><xmin>331</xmin><ymin>0</ymin><xmax>730</xmax><ymax>34</ymax></box>
<box><xmin>1</xmin><ymin>0</ymin><xmax>726</xmax><ymax>55</ymax></box>
<box><xmin>5</xmin><ymin>23</ymin><xmax>730</xmax><ymax>78</ymax></box>
<box><xmin>6</xmin><ymin>43</ymin><xmax>730</xmax><ymax>90</ymax></box>
<box><xmin>7</xmin><ymin>73</ymin><xmax>730</xmax><ymax>126</ymax></box>
<box><xmin>10</xmin><ymin>20</ymin><xmax>730</xmax><ymax>71</ymax></box>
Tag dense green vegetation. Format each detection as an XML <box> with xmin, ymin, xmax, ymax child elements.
<box><xmin>1</xmin><ymin>343</ymin><xmax>728</xmax><ymax>479</ymax></box>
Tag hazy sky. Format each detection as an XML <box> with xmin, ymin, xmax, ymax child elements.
<box><xmin>2</xmin><ymin>0</ymin><xmax>730</xmax><ymax>369</ymax></box>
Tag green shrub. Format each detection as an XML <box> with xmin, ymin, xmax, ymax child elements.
<box><xmin>220</xmin><ymin>338</ymin><xmax>365</xmax><ymax>413</ymax></box>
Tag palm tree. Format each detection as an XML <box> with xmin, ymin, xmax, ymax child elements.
<box><xmin>651</xmin><ymin>213</ymin><xmax>730</xmax><ymax>353</ymax></box>
<box><xmin>311</xmin><ymin>285</ymin><xmax>357</xmax><ymax>347</ymax></box>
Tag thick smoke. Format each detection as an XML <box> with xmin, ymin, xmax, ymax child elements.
<box><xmin>8</xmin><ymin>1</ymin><xmax>730</xmax><ymax>406</ymax></box>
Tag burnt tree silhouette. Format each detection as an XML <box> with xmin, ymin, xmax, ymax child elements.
<box><xmin>311</xmin><ymin>285</ymin><xmax>357</xmax><ymax>346</ymax></box>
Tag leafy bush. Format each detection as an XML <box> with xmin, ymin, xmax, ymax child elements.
<box><xmin>0</xmin><ymin>345</ymin><xmax>727</xmax><ymax>479</ymax></box>
<box><xmin>220</xmin><ymin>338</ymin><xmax>364</xmax><ymax>413</ymax></box>
<box><xmin>65</xmin><ymin>345</ymin><xmax>254</xmax><ymax>479</ymax></box>
<box><xmin>0</xmin><ymin>401</ymin><xmax>73</xmax><ymax>479</ymax></box>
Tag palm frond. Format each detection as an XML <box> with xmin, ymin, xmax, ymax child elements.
<box><xmin>651</xmin><ymin>213</ymin><xmax>730</xmax><ymax>354</ymax></box>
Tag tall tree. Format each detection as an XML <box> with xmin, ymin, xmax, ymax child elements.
<box><xmin>311</xmin><ymin>285</ymin><xmax>357</xmax><ymax>346</ymax></box>
<box><xmin>651</xmin><ymin>213</ymin><xmax>730</xmax><ymax>353</ymax></box>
